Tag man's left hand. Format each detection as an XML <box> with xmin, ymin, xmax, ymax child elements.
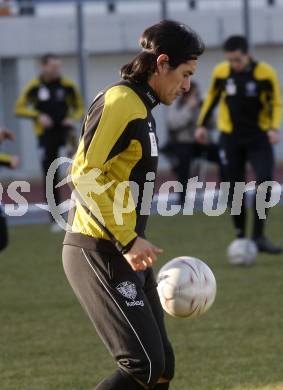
<box><xmin>0</xmin><ymin>128</ymin><xmax>15</xmax><ymax>142</ymax></box>
<box><xmin>267</xmin><ymin>129</ymin><xmax>280</xmax><ymax>144</ymax></box>
<box><xmin>62</xmin><ymin>118</ymin><xmax>75</xmax><ymax>128</ymax></box>
<box><xmin>10</xmin><ymin>156</ymin><xmax>20</xmax><ymax>169</ymax></box>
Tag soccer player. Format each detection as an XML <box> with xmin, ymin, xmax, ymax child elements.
<box><xmin>196</xmin><ymin>35</ymin><xmax>282</xmax><ymax>254</ymax></box>
<box><xmin>163</xmin><ymin>82</ymin><xmax>221</xmax><ymax>206</ymax></box>
<box><xmin>62</xmin><ymin>20</ymin><xmax>204</xmax><ymax>389</ymax></box>
<box><xmin>0</xmin><ymin>127</ymin><xmax>19</xmax><ymax>252</ymax></box>
<box><xmin>14</xmin><ymin>53</ymin><xmax>84</xmax><ymax>232</ymax></box>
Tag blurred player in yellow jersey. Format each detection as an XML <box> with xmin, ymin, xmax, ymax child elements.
<box><xmin>0</xmin><ymin>128</ymin><xmax>19</xmax><ymax>252</ymax></box>
<box><xmin>15</xmin><ymin>54</ymin><xmax>84</xmax><ymax>232</ymax></box>
<box><xmin>196</xmin><ymin>35</ymin><xmax>282</xmax><ymax>254</ymax></box>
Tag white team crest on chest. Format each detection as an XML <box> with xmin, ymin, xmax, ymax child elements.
<box><xmin>56</xmin><ymin>88</ymin><xmax>65</xmax><ymax>100</ymax></box>
<box><xmin>245</xmin><ymin>81</ymin><xmax>257</xmax><ymax>96</ymax></box>
<box><xmin>226</xmin><ymin>78</ymin><xmax>237</xmax><ymax>95</ymax></box>
<box><xmin>38</xmin><ymin>86</ymin><xmax>50</xmax><ymax>101</ymax></box>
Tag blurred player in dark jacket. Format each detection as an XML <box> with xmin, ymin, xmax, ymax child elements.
<box><xmin>196</xmin><ymin>36</ymin><xmax>282</xmax><ymax>253</ymax></box>
<box><xmin>15</xmin><ymin>53</ymin><xmax>84</xmax><ymax>232</ymax></box>
<box><xmin>163</xmin><ymin>81</ymin><xmax>221</xmax><ymax>206</ymax></box>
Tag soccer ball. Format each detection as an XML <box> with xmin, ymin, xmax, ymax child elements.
<box><xmin>227</xmin><ymin>238</ymin><xmax>258</xmax><ymax>266</ymax></box>
<box><xmin>157</xmin><ymin>257</ymin><xmax>217</xmax><ymax>318</ymax></box>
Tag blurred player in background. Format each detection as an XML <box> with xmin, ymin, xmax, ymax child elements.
<box><xmin>163</xmin><ymin>81</ymin><xmax>221</xmax><ymax>206</ymax></box>
<box><xmin>0</xmin><ymin>127</ymin><xmax>19</xmax><ymax>252</ymax></box>
<box><xmin>63</xmin><ymin>20</ymin><xmax>204</xmax><ymax>390</ymax></box>
<box><xmin>196</xmin><ymin>35</ymin><xmax>282</xmax><ymax>254</ymax></box>
<box><xmin>14</xmin><ymin>53</ymin><xmax>84</xmax><ymax>232</ymax></box>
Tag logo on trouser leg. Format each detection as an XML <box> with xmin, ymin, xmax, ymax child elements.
<box><xmin>116</xmin><ymin>281</ymin><xmax>144</xmax><ymax>307</ymax></box>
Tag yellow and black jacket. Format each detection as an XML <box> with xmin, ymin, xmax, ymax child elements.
<box><xmin>64</xmin><ymin>81</ymin><xmax>160</xmax><ymax>253</ymax></box>
<box><xmin>15</xmin><ymin>76</ymin><xmax>84</xmax><ymax>137</ymax></box>
<box><xmin>0</xmin><ymin>153</ymin><xmax>12</xmax><ymax>168</ymax></box>
<box><xmin>198</xmin><ymin>60</ymin><xmax>282</xmax><ymax>135</ymax></box>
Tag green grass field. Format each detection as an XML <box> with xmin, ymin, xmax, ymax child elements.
<box><xmin>1</xmin><ymin>208</ymin><xmax>283</xmax><ymax>390</ymax></box>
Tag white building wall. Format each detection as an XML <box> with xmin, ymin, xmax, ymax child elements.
<box><xmin>1</xmin><ymin>3</ymin><xmax>283</xmax><ymax>178</ymax></box>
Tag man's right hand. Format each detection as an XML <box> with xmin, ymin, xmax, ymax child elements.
<box><xmin>123</xmin><ymin>237</ymin><xmax>163</xmax><ymax>272</ymax></box>
<box><xmin>10</xmin><ymin>156</ymin><xmax>20</xmax><ymax>169</ymax></box>
<box><xmin>38</xmin><ymin>114</ymin><xmax>53</xmax><ymax>128</ymax></box>
<box><xmin>195</xmin><ymin>126</ymin><xmax>208</xmax><ymax>144</ymax></box>
<box><xmin>0</xmin><ymin>128</ymin><xmax>15</xmax><ymax>142</ymax></box>
<box><xmin>267</xmin><ymin>129</ymin><xmax>280</xmax><ymax>145</ymax></box>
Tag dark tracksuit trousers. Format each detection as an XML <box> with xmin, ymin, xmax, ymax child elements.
<box><xmin>62</xmin><ymin>235</ymin><xmax>175</xmax><ymax>389</ymax></box>
<box><xmin>38</xmin><ymin>126</ymin><xmax>70</xmax><ymax>212</ymax></box>
<box><xmin>219</xmin><ymin>131</ymin><xmax>274</xmax><ymax>239</ymax></box>
<box><xmin>170</xmin><ymin>142</ymin><xmax>222</xmax><ymax>205</ymax></box>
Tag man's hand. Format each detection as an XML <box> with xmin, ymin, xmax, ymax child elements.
<box><xmin>123</xmin><ymin>237</ymin><xmax>163</xmax><ymax>272</ymax></box>
<box><xmin>38</xmin><ymin>114</ymin><xmax>53</xmax><ymax>128</ymax></box>
<box><xmin>195</xmin><ymin>126</ymin><xmax>208</xmax><ymax>144</ymax></box>
<box><xmin>267</xmin><ymin>129</ymin><xmax>280</xmax><ymax>145</ymax></box>
<box><xmin>0</xmin><ymin>128</ymin><xmax>15</xmax><ymax>142</ymax></box>
<box><xmin>10</xmin><ymin>156</ymin><xmax>20</xmax><ymax>169</ymax></box>
<box><xmin>62</xmin><ymin>118</ymin><xmax>75</xmax><ymax>128</ymax></box>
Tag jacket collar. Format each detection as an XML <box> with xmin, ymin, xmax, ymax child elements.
<box><xmin>230</xmin><ymin>58</ymin><xmax>257</xmax><ymax>75</ymax></box>
<box><xmin>39</xmin><ymin>75</ymin><xmax>61</xmax><ymax>85</ymax></box>
<box><xmin>120</xmin><ymin>80</ymin><xmax>160</xmax><ymax>110</ymax></box>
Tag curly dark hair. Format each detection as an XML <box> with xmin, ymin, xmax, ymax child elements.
<box><xmin>121</xmin><ymin>20</ymin><xmax>205</xmax><ymax>84</ymax></box>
